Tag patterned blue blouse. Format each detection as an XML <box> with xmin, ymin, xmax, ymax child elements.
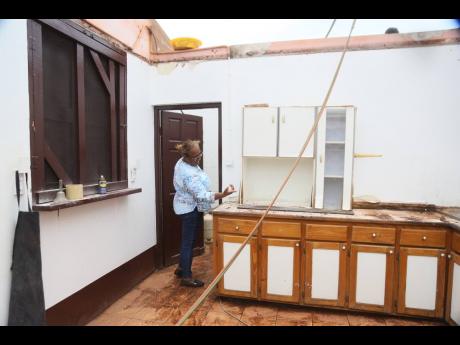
<box><xmin>173</xmin><ymin>158</ymin><xmax>214</xmax><ymax>215</ymax></box>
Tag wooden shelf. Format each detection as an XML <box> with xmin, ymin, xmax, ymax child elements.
<box><xmin>32</xmin><ymin>188</ymin><xmax>142</xmax><ymax>211</ymax></box>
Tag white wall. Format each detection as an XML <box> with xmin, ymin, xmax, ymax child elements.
<box><xmin>0</xmin><ymin>19</ymin><xmax>32</xmax><ymax>325</ymax></box>
<box><xmin>151</xmin><ymin>44</ymin><xmax>460</xmax><ymax>206</ymax></box>
<box><xmin>0</xmin><ymin>19</ymin><xmax>157</xmax><ymax>324</ymax></box>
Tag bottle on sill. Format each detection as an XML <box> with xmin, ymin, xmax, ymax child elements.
<box><xmin>97</xmin><ymin>175</ymin><xmax>107</xmax><ymax>194</ymax></box>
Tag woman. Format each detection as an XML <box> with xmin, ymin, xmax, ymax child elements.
<box><xmin>173</xmin><ymin>139</ymin><xmax>235</xmax><ymax>287</ymax></box>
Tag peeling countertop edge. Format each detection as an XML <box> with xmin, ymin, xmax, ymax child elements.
<box><xmin>211</xmin><ymin>205</ymin><xmax>460</xmax><ymax>233</ymax></box>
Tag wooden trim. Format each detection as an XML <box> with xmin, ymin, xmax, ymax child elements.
<box><xmin>89</xmin><ymin>50</ymin><xmax>112</xmax><ymax>92</ymax></box>
<box><xmin>76</xmin><ymin>44</ymin><xmax>86</xmax><ymax>183</ymax></box>
<box><xmin>37</xmin><ymin>19</ymin><xmax>126</xmax><ymax>65</ymax></box>
<box><xmin>397</xmin><ymin>247</ymin><xmax>446</xmax><ymax>318</ymax></box>
<box><xmin>304</xmin><ymin>241</ymin><xmax>347</xmax><ymax>307</ymax></box>
<box><xmin>153</xmin><ymin>103</ymin><xmax>223</xmax><ymax>268</ymax></box>
<box><xmin>33</xmin><ymin>187</ymin><xmax>141</xmax><ymax>211</ymax></box>
<box><xmin>451</xmin><ymin>232</ymin><xmax>460</xmax><ymax>254</ymax></box>
<box><xmin>216</xmin><ymin>234</ymin><xmax>258</xmax><ymax>298</ymax></box>
<box><xmin>260</xmin><ymin>238</ymin><xmax>300</xmax><ymax>303</ymax></box>
<box><xmin>46</xmin><ymin>245</ymin><xmax>156</xmax><ymax>326</ymax></box>
<box><xmin>445</xmin><ymin>252</ymin><xmax>460</xmax><ymax>325</ymax></box>
<box><xmin>44</xmin><ymin>143</ymin><xmax>73</xmax><ymax>185</ymax></box>
<box><xmin>109</xmin><ymin>60</ymin><xmax>117</xmax><ymax>180</ymax></box>
<box><xmin>348</xmin><ymin>244</ymin><xmax>394</xmax><ymax>313</ymax></box>
<box><xmin>28</xmin><ymin>20</ymin><xmax>45</xmax><ymax>192</ymax></box>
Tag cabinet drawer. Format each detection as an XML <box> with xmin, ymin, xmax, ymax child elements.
<box><xmin>352</xmin><ymin>226</ymin><xmax>396</xmax><ymax>245</ymax></box>
<box><xmin>306</xmin><ymin>224</ymin><xmax>348</xmax><ymax>242</ymax></box>
<box><xmin>217</xmin><ymin>218</ymin><xmax>258</xmax><ymax>235</ymax></box>
<box><xmin>452</xmin><ymin>232</ymin><xmax>460</xmax><ymax>254</ymax></box>
<box><xmin>400</xmin><ymin>228</ymin><xmax>447</xmax><ymax>248</ymax></box>
<box><xmin>261</xmin><ymin>221</ymin><xmax>301</xmax><ymax>239</ymax></box>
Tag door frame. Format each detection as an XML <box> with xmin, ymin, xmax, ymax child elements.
<box><xmin>153</xmin><ymin>102</ymin><xmax>223</xmax><ymax>269</ymax></box>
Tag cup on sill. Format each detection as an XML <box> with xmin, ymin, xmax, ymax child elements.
<box><xmin>66</xmin><ymin>184</ymin><xmax>83</xmax><ymax>200</ymax></box>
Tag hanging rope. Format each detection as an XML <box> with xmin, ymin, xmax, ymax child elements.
<box><xmin>176</xmin><ymin>19</ymin><xmax>357</xmax><ymax>326</ymax></box>
<box><xmin>325</xmin><ymin>19</ymin><xmax>337</xmax><ymax>38</ymax></box>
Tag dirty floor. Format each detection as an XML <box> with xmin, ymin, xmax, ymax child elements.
<box><xmin>87</xmin><ymin>244</ymin><xmax>446</xmax><ymax>326</ymax></box>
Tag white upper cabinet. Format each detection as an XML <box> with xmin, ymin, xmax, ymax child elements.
<box><xmin>243</xmin><ymin>107</ymin><xmax>278</xmax><ymax>157</ymax></box>
<box><xmin>278</xmin><ymin>107</ymin><xmax>315</xmax><ymax>157</ymax></box>
<box><xmin>314</xmin><ymin>106</ymin><xmax>355</xmax><ymax>210</ymax></box>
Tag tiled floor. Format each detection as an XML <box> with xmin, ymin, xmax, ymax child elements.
<box><xmin>87</xmin><ymin>244</ymin><xmax>446</xmax><ymax>326</ymax></box>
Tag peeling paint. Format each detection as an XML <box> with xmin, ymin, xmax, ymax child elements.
<box><xmin>155</xmin><ymin>62</ymin><xmax>178</xmax><ymax>75</ymax></box>
<box><xmin>230</xmin><ymin>42</ymin><xmax>271</xmax><ymax>58</ymax></box>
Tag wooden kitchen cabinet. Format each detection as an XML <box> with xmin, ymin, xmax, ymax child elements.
<box><xmin>446</xmin><ymin>251</ymin><xmax>460</xmax><ymax>325</ymax></box>
<box><xmin>215</xmin><ymin>234</ymin><xmax>258</xmax><ymax>298</ymax></box>
<box><xmin>304</xmin><ymin>241</ymin><xmax>347</xmax><ymax>307</ymax></box>
<box><xmin>397</xmin><ymin>247</ymin><xmax>447</xmax><ymax>318</ymax></box>
<box><xmin>260</xmin><ymin>238</ymin><xmax>301</xmax><ymax>303</ymax></box>
<box><xmin>349</xmin><ymin>244</ymin><xmax>395</xmax><ymax>313</ymax></box>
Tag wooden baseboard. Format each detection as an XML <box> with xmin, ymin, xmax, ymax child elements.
<box><xmin>45</xmin><ymin>246</ymin><xmax>156</xmax><ymax>326</ymax></box>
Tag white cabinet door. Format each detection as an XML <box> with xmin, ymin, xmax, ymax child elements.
<box><xmin>398</xmin><ymin>247</ymin><xmax>446</xmax><ymax>318</ymax></box>
<box><xmin>278</xmin><ymin>107</ymin><xmax>315</xmax><ymax>157</ymax></box>
<box><xmin>261</xmin><ymin>238</ymin><xmax>300</xmax><ymax>303</ymax></box>
<box><xmin>447</xmin><ymin>253</ymin><xmax>460</xmax><ymax>325</ymax></box>
<box><xmin>218</xmin><ymin>235</ymin><xmax>257</xmax><ymax>298</ymax></box>
<box><xmin>349</xmin><ymin>245</ymin><xmax>394</xmax><ymax>313</ymax></box>
<box><xmin>314</xmin><ymin>106</ymin><xmax>355</xmax><ymax>210</ymax></box>
<box><xmin>243</xmin><ymin>107</ymin><xmax>278</xmax><ymax>157</ymax></box>
<box><xmin>305</xmin><ymin>241</ymin><xmax>347</xmax><ymax>307</ymax></box>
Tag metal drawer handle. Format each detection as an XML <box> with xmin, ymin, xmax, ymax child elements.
<box><xmin>422</xmin><ymin>236</ymin><xmax>427</xmax><ymax>241</ymax></box>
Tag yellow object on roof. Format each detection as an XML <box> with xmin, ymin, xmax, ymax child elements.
<box><xmin>170</xmin><ymin>37</ymin><xmax>202</xmax><ymax>50</ymax></box>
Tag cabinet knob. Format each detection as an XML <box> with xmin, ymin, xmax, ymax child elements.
<box><xmin>389</xmin><ymin>250</ymin><xmax>393</xmax><ymax>254</ymax></box>
<box><xmin>295</xmin><ymin>243</ymin><xmax>299</xmax><ymax>247</ymax></box>
<box><xmin>342</xmin><ymin>245</ymin><xmax>346</xmax><ymax>250</ymax></box>
<box><xmin>235</xmin><ymin>226</ymin><xmax>239</xmax><ymax>231</ymax></box>
<box><xmin>448</xmin><ymin>254</ymin><xmax>452</xmax><ymax>259</ymax></box>
<box><xmin>441</xmin><ymin>253</ymin><xmax>445</xmax><ymax>257</ymax></box>
<box><xmin>422</xmin><ymin>236</ymin><xmax>427</xmax><ymax>241</ymax></box>
<box><xmin>372</xmin><ymin>233</ymin><xmax>377</xmax><ymax>238</ymax></box>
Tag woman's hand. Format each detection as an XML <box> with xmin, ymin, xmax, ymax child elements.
<box><xmin>223</xmin><ymin>184</ymin><xmax>236</xmax><ymax>196</ymax></box>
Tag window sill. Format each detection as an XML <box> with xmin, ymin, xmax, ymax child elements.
<box><xmin>32</xmin><ymin>188</ymin><xmax>142</xmax><ymax>212</ymax></box>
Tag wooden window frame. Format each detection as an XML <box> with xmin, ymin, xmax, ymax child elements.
<box><xmin>27</xmin><ymin>19</ymin><xmax>128</xmax><ymax>204</ymax></box>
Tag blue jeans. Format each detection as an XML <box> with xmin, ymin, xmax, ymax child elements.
<box><xmin>179</xmin><ymin>207</ymin><xmax>202</xmax><ymax>279</ymax></box>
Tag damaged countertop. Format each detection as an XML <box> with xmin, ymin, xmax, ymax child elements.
<box><xmin>211</xmin><ymin>203</ymin><xmax>460</xmax><ymax>232</ymax></box>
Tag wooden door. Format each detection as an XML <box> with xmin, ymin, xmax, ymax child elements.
<box><xmin>216</xmin><ymin>234</ymin><xmax>258</xmax><ymax>298</ymax></box>
<box><xmin>304</xmin><ymin>241</ymin><xmax>347</xmax><ymax>307</ymax></box>
<box><xmin>160</xmin><ymin>111</ymin><xmax>204</xmax><ymax>266</ymax></box>
<box><xmin>260</xmin><ymin>238</ymin><xmax>300</xmax><ymax>303</ymax></box>
<box><xmin>242</xmin><ymin>107</ymin><xmax>278</xmax><ymax>157</ymax></box>
<box><xmin>446</xmin><ymin>252</ymin><xmax>460</xmax><ymax>325</ymax></box>
<box><xmin>278</xmin><ymin>107</ymin><xmax>315</xmax><ymax>157</ymax></box>
<box><xmin>397</xmin><ymin>247</ymin><xmax>446</xmax><ymax>318</ymax></box>
<box><xmin>349</xmin><ymin>244</ymin><xmax>394</xmax><ymax>313</ymax></box>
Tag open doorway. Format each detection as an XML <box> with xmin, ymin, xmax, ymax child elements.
<box><xmin>153</xmin><ymin>103</ymin><xmax>222</xmax><ymax>269</ymax></box>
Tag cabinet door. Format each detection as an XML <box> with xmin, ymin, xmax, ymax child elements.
<box><xmin>260</xmin><ymin>238</ymin><xmax>300</xmax><ymax>303</ymax></box>
<box><xmin>398</xmin><ymin>247</ymin><xmax>446</xmax><ymax>318</ymax></box>
<box><xmin>314</xmin><ymin>106</ymin><xmax>355</xmax><ymax>210</ymax></box>
<box><xmin>216</xmin><ymin>234</ymin><xmax>258</xmax><ymax>298</ymax></box>
<box><xmin>278</xmin><ymin>107</ymin><xmax>315</xmax><ymax>157</ymax></box>
<box><xmin>243</xmin><ymin>107</ymin><xmax>278</xmax><ymax>157</ymax></box>
<box><xmin>304</xmin><ymin>241</ymin><xmax>347</xmax><ymax>307</ymax></box>
<box><xmin>446</xmin><ymin>252</ymin><xmax>460</xmax><ymax>325</ymax></box>
<box><xmin>349</xmin><ymin>244</ymin><xmax>395</xmax><ymax>313</ymax></box>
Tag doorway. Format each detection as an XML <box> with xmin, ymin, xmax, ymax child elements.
<box><xmin>153</xmin><ymin>103</ymin><xmax>222</xmax><ymax>269</ymax></box>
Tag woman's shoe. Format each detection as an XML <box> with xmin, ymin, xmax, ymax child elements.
<box><xmin>180</xmin><ymin>278</ymin><xmax>204</xmax><ymax>287</ymax></box>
